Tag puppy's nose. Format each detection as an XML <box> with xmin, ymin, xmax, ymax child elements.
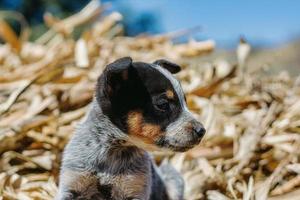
<box><xmin>192</xmin><ymin>123</ymin><xmax>206</xmax><ymax>137</ymax></box>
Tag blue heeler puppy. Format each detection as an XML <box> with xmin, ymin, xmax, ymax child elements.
<box><xmin>56</xmin><ymin>57</ymin><xmax>206</xmax><ymax>200</ymax></box>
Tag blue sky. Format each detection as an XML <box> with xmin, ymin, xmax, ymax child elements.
<box><xmin>114</xmin><ymin>0</ymin><xmax>300</xmax><ymax>47</ymax></box>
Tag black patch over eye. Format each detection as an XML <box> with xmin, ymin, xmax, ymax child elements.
<box><xmin>154</xmin><ymin>98</ymin><xmax>170</xmax><ymax>112</ymax></box>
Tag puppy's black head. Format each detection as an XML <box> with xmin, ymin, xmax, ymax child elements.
<box><xmin>96</xmin><ymin>57</ymin><xmax>205</xmax><ymax>152</ymax></box>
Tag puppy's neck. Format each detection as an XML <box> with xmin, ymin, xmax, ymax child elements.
<box><xmin>72</xmin><ymin>100</ymin><xmax>148</xmax><ymax>172</ymax></box>
<box><xmin>85</xmin><ymin>100</ymin><xmax>128</xmax><ymax>142</ymax></box>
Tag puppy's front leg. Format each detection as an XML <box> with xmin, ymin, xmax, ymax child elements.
<box><xmin>55</xmin><ymin>189</ymin><xmax>78</xmax><ymax>200</ymax></box>
<box><xmin>56</xmin><ymin>169</ymin><xmax>100</xmax><ymax>200</ymax></box>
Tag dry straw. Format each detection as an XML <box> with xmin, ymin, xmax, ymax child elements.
<box><xmin>0</xmin><ymin>1</ymin><xmax>299</xmax><ymax>199</ymax></box>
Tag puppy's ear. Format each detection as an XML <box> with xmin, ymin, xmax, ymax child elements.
<box><xmin>105</xmin><ymin>57</ymin><xmax>133</xmax><ymax>96</ymax></box>
<box><xmin>107</xmin><ymin>57</ymin><xmax>132</xmax><ymax>77</ymax></box>
<box><xmin>153</xmin><ymin>59</ymin><xmax>181</xmax><ymax>74</ymax></box>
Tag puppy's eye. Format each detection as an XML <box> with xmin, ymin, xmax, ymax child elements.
<box><xmin>154</xmin><ymin>99</ymin><xmax>170</xmax><ymax>112</ymax></box>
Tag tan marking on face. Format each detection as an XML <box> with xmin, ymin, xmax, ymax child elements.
<box><xmin>127</xmin><ymin>111</ymin><xmax>163</xmax><ymax>144</ymax></box>
<box><xmin>127</xmin><ymin>111</ymin><xmax>143</xmax><ymax>134</ymax></box>
<box><xmin>166</xmin><ymin>90</ymin><xmax>174</xmax><ymax>99</ymax></box>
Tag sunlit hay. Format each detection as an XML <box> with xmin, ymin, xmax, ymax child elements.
<box><xmin>0</xmin><ymin>1</ymin><xmax>299</xmax><ymax>199</ymax></box>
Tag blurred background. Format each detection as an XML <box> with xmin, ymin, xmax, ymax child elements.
<box><xmin>1</xmin><ymin>0</ymin><xmax>300</xmax><ymax>74</ymax></box>
<box><xmin>1</xmin><ymin>0</ymin><xmax>300</xmax><ymax>47</ymax></box>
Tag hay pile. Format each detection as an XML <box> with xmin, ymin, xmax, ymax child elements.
<box><xmin>0</xmin><ymin>1</ymin><xmax>299</xmax><ymax>199</ymax></box>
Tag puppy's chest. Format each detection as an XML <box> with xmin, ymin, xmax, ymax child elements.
<box><xmin>96</xmin><ymin>171</ymin><xmax>151</xmax><ymax>200</ymax></box>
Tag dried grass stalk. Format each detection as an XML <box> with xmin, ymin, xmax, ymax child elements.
<box><xmin>0</xmin><ymin>1</ymin><xmax>299</xmax><ymax>200</ymax></box>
